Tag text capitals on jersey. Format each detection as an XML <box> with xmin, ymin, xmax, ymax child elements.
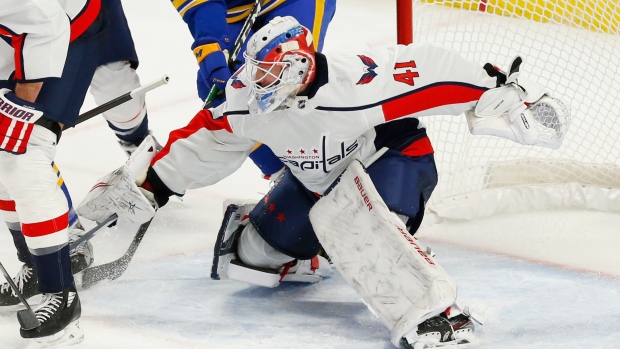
<box><xmin>278</xmin><ymin>136</ymin><xmax>358</xmax><ymax>173</ymax></box>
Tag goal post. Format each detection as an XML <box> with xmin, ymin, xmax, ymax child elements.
<box><xmin>397</xmin><ymin>0</ymin><xmax>414</xmax><ymax>44</ymax></box>
<box><xmin>397</xmin><ymin>0</ymin><xmax>620</xmax><ymax>222</ymax></box>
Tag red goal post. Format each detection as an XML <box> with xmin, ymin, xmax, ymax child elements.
<box><xmin>397</xmin><ymin>0</ymin><xmax>414</xmax><ymax>44</ymax></box>
<box><xmin>396</xmin><ymin>0</ymin><xmax>620</xmax><ymax>222</ymax></box>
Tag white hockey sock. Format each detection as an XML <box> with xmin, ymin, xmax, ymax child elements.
<box><xmin>237</xmin><ymin>223</ymin><xmax>294</xmax><ymax>270</ymax></box>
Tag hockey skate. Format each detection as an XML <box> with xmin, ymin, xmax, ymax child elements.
<box><xmin>401</xmin><ymin>310</ymin><xmax>479</xmax><ymax>349</ymax></box>
<box><xmin>20</xmin><ymin>284</ymin><xmax>83</xmax><ymax>349</ymax></box>
<box><xmin>0</xmin><ymin>224</ymin><xmax>94</xmax><ymax>307</ymax></box>
<box><xmin>0</xmin><ymin>264</ymin><xmax>38</xmax><ymax>306</ymax></box>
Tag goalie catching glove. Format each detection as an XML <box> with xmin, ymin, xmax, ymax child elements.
<box><xmin>77</xmin><ymin>135</ymin><xmax>159</xmax><ymax>226</ymax></box>
<box><xmin>466</xmin><ymin>56</ymin><xmax>572</xmax><ymax>149</ymax></box>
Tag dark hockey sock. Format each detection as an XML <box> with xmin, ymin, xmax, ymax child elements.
<box><xmin>32</xmin><ymin>245</ymin><xmax>74</xmax><ymax>293</ymax></box>
<box><xmin>7</xmin><ymin>224</ymin><xmax>33</xmax><ymax>266</ymax></box>
<box><xmin>109</xmin><ymin>116</ymin><xmax>149</xmax><ymax>144</ymax></box>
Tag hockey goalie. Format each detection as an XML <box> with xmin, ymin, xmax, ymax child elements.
<box><xmin>77</xmin><ymin>16</ymin><xmax>571</xmax><ymax>348</ymax></box>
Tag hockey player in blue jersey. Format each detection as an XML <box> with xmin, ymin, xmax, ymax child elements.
<box><xmin>170</xmin><ymin>0</ymin><xmax>337</xmax><ymax>179</ymax></box>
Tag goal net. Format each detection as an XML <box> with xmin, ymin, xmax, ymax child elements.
<box><xmin>407</xmin><ymin>0</ymin><xmax>620</xmax><ymax>221</ymax></box>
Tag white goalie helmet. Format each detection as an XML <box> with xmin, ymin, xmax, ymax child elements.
<box><xmin>243</xmin><ymin>16</ymin><xmax>316</xmax><ymax>115</ymax></box>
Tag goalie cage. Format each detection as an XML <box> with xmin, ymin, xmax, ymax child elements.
<box><xmin>397</xmin><ymin>0</ymin><xmax>620</xmax><ymax>221</ymax></box>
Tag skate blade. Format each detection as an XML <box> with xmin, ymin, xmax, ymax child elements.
<box><xmin>25</xmin><ymin>320</ymin><xmax>84</xmax><ymax>349</ymax></box>
<box><xmin>413</xmin><ymin>335</ymin><xmax>476</xmax><ymax>349</ymax></box>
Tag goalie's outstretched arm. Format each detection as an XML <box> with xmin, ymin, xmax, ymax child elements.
<box><xmin>148</xmin><ymin>108</ymin><xmax>254</xmax><ymax>200</ymax></box>
<box><xmin>78</xmin><ymin>107</ymin><xmax>254</xmax><ymax>224</ymax></box>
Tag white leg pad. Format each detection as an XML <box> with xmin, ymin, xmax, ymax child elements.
<box><xmin>211</xmin><ymin>202</ymin><xmax>332</xmax><ymax>288</ymax></box>
<box><xmin>309</xmin><ymin>161</ymin><xmax>457</xmax><ymax>347</ymax></box>
<box><xmin>228</xmin><ymin>260</ymin><xmax>282</xmax><ymax>288</ymax></box>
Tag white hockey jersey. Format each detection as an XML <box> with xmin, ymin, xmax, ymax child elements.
<box><xmin>151</xmin><ymin>43</ymin><xmax>497</xmax><ymax>195</ymax></box>
<box><xmin>0</xmin><ymin>0</ymin><xmax>97</xmax><ymax>81</ymax></box>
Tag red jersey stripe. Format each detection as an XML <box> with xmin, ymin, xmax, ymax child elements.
<box><xmin>401</xmin><ymin>136</ymin><xmax>434</xmax><ymax>157</ymax></box>
<box><xmin>70</xmin><ymin>0</ymin><xmax>102</xmax><ymax>42</ymax></box>
<box><xmin>0</xmin><ymin>26</ymin><xmax>17</xmax><ymax>37</ymax></box>
<box><xmin>382</xmin><ymin>83</ymin><xmax>485</xmax><ymax>122</ymax></box>
<box><xmin>152</xmin><ymin>110</ymin><xmax>232</xmax><ymax>165</ymax></box>
<box><xmin>22</xmin><ymin>211</ymin><xmax>69</xmax><ymax>238</ymax></box>
<box><xmin>0</xmin><ymin>200</ymin><xmax>16</xmax><ymax>212</ymax></box>
<box><xmin>11</xmin><ymin>35</ymin><xmax>25</xmax><ymax>80</ymax></box>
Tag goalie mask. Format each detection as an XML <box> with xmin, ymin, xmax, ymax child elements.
<box><xmin>244</xmin><ymin>16</ymin><xmax>316</xmax><ymax>115</ymax></box>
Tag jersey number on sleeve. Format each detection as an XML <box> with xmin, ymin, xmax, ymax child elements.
<box><xmin>393</xmin><ymin>61</ymin><xmax>419</xmax><ymax>86</ymax></box>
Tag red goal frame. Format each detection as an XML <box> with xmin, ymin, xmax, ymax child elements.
<box><xmin>396</xmin><ymin>0</ymin><xmax>413</xmax><ymax>44</ymax></box>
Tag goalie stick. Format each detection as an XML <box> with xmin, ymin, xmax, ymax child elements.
<box><xmin>78</xmin><ymin>217</ymin><xmax>153</xmax><ymax>289</ymax></box>
<box><xmin>202</xmin><ymin>0</ymin><xmax>266</xmax><ymax>109</ymax></box>
<box><xmin>69</xmin><ymin>214</ymin><xmax>118</xmax><ymax>253</ymax></box>
<box><xmin>0</xmin><ymin>262</ymin><xmax>40</xmax><ymax>330</ymax></box>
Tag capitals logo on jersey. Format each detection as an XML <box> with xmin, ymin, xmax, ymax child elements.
<box><xmin>278</xmin><ymin>137</ymin><xmax>359</xmax><ymax>173</ymax></box>
<box><xmin>356</xmin><ymin>55</ymin><xmax>378</xmax><ymax>85</ymax></box>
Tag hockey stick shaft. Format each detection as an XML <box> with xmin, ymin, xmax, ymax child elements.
<box><xmin>69</xmin><ymin>214</ymin><xmax>118</xmax><ymax>253</ymax></box>
<box><xmin>75</xmin><ymin>74</ymin><xmax>169</xmax><ymax>126</ymax></box>
<box><xmin>0</xmin><ymin>262</ymin><xmax>40</xmax><ymax>329</ymax></box>
<box><xmin>79</xmin><ymin>217</ymin><xmax>153</xmax><ymax>289</ymax></box>
<box><xmin>202</xmin><ymin>0</ymin><xmax>266</xmax><ymax>109</ymax></box>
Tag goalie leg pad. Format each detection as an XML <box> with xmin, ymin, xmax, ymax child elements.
<box><xmin>237</xmin><ymin>222</ymin><xmax>295</xmax><ymax>270</ymax></box>
<box><xmin>226</xmin><ymin>254</ymin><xmax>333</xmax><ymax>288</ymax></box>
<box><xmin>309</xmin><ymin>160</ymin><xmax>457</xmax><ymax>347</ymax></box>
<box><xmin>212</xmin><ymin>201</ymin><xmax>333</xmax><ymax>287</ymax></box>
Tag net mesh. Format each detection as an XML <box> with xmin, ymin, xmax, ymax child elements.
<box><xmin>412</xmin><ymin>0</ymin><xmax>620</xmax><ymax>210</ymax></box>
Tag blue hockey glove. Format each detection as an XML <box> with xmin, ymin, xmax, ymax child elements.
<box><xmin>197</xmin><ymin>73</ymin><xmax>226</xmax><ymax>107</ymax></box>
<box><xmin>193</xmin><ymin>41</ymin><xmax>231</xmax><ymax>101</ymax></box>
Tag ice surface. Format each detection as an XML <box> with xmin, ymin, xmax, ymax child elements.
<box><xmin>0</xmin><ymin>0</ymin><xmax>619</xmax><ymax>348</ymax></box>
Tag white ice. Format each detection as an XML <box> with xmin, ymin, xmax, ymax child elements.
<box><xmin>1</xmin><ymin>0</ymin><xmax>619</xmax><ymax>348</ymax></box>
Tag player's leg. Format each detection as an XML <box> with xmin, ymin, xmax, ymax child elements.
<box><xmin>53</xmin><ymin>163</ymin><xmax>94</xmax><ymax>273</ymax></box>
<box><xmin>211</xmin><ymin>170</ymin><xmax>333</xmax><ymax>287</ymax></box>
<box><xmin>90</xmin><ymin>61</ymin><xmax>154</xmax><ymax>155</ymax></box>
<box><xmin>0</xmin><ymin>126</ymin><xmax>82</xmax><ymax>345</ymax></box>
<box><xmin>90</xmin><ymin>0</ymin><xmax>157</xmax><ymax>156</ymax></box>
<box><xmin>367</xmin><ymin>149</ymin><xmax>437</xmax><ymax>235</ymax></box>
<box><xmin>311</xmin><ymin>159</ymin><xmax>480</xmax><ymax>349</ymax></box>
<box><xmin>0</xmin><ymin>187</ymin><xmax>38</xmax><ymax>306</ymax></box>
<box><xmin>0</xmin><ymin>6</ymin><xmax>111</xmax><ymax>345</ymax></box>
<box><xmin>0</xmin><ymin>164</ymin><xmax>93</xmax><ymax>306</ymax></box>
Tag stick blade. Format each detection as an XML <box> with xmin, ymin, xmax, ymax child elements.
<box><xmin>79</xmin><ymin>218</ymin><xmax>153</xmax><ymax>289</ymax></box>
<box><xmin>17</xmin><ymin>309</ymin><xmax>40</xmax><ymax>330</ymax></box>
<box><xmin>79</xmin><ymin>260</ymin><xmax>129</xmax><ymax>290</ymax></box>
